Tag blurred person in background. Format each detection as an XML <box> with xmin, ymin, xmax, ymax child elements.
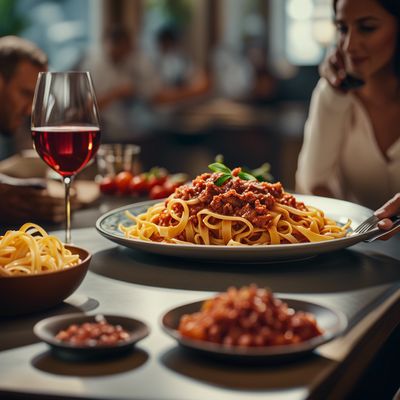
<box><xmin>80</xmin><ymin>25</ymin><xmax>209</xmax><ymax>139</ymax></box>
<box><xmin>0</xmin><ymin>35</ymin><xmax>65</xmax><ymax>225</ymax></box>
<box><xmin>213</xmin><ymin>37</ymin><xmax>277</xmax><ymax>104</ymax></box>
<box><xmin>150</xmin><ymin>24</ymin><xmax>210</xmax><ymax>105</ymax></box>
<box><xmin>213</xmin><ymin>42</ymin><xmax>255</xmax><ymax>101</ymax></box>
<box><xmin>296</xmin><ymin>0</ymin><xmax>400</xmax><ymax>237</ymax></box>
<box><xmin>0</xmin><ymin>36</ymin><xmax>45</xmax><ymax>160</ymax></box>
<box><xmin>154</xmin><ymin>25</ymin><xmax>192</xmax><ymax>88</ymax></box>
<box><xmin>80</xmin><ymin>26</ymin><xmax>160</xmax><ymax>141</ymax></box>
<box><xmin>243</xmin><ymin>38</ymin><xmax>278</xmax><ymax>104</ymax></box>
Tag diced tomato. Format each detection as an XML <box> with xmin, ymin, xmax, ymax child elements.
<box><xmin>99</xmin><ymin>176</ymin><xmax>117</xmax><ymax>194</ymax></box>
<box><xmin>115</xmin><ymin>171</ymin><xmax>133</xmax><ymax>194</ymax></box>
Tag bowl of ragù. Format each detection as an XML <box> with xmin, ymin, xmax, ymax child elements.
<box><xmin>161</xmin><ymin>284</ymin><xmax>347</xmax><ymax>362</ymax></box>
<box><xmin>0</xmin><ymin>223</ymin><xmax>91</xmax><ymax>316</ymax></box>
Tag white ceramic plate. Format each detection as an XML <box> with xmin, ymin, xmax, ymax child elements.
<box><xmin>160</xmin><ymin>297</ymin><xmax>347</xmax><ymax>362</ymax></box>
<box><xmin>96</xmin><ymin>195</ymin><xmax>374</xmax><ymax>262</ymax></box>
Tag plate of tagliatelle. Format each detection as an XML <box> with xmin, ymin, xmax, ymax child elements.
<box><xmin>160</xmin><ymin>285</ymin><xmax>348</xmax><ymax>362</ymax></box>
<box><xmin>96</xmin><ymin>166</ymin><xmax>379</xmax><ymax>262</ymax></box>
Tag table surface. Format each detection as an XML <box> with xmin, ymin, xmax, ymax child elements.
<box><xmin>1</xmin><ymin>197</ymin><xmax>400</xmax><ymax>400</ymax></box>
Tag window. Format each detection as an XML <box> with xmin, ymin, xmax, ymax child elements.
<box><xmin>271</xmin><ymin>0</ymin><xmax>334</xmax><ymax>67</ymax></box>
<box><xmin>10</xmin><ymin>0</ymin><xmax>99</xmax><ymax>70</ymax></box>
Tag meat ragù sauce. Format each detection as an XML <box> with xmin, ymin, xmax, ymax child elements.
<box><xmin>156</xmin><ymin>169</ymin><xmax>305</xmax><ymax>229</ymax></box>
<box><xmin>179</xmin><ymin>285</ymin><xmax>323</xmax><ymax>347</ymax></box>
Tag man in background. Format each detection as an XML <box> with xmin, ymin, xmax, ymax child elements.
<box><xmin>0</xmin><ymin>36</ymin><xmax>64</xmax><ymax>225</ymax></box>
<box><xmin>0</xmin><ymin>36</ymin><xmax>47</xmax><ymax>159</ymax></box>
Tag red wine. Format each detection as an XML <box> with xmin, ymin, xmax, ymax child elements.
<box><xmin>32</xmin><ymin>126</ymin><xmax>101</xmax><ymax>177</ymax></box>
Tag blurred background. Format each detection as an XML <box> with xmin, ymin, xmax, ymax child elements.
<box><xmin>1</xmin><ymin>0</ymin><xmax>335</xmax><ymax>190</ymax></box>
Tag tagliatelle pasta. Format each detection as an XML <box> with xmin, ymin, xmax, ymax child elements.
<box><xmin>0</xmin><ymin>223</ymin><xmax>80</xmax><ymax>276</ymax></box>
<box><xmin>119</xmin><ymin>168</ymin><xmax>351</xmax><ymax>246</ymax></box>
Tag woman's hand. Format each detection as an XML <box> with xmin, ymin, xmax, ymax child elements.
<box><xmin>374</xmin><ymin>193</ymin><xmax>400</xmax><ymax>240</ymax></box>
<box><xmin>319</xmin><ymin>48</ymin><xmax>347</xmax><ymax>90</ymax></box>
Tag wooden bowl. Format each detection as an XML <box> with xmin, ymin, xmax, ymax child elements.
<box><xmin>0</xmin><ymin>245</ymin><xmax>91</xmax><ymax>317</ymax></box>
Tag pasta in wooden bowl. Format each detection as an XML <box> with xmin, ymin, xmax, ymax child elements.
<box><xmin>0</xmin><ymin>223</ymin><xmax>91</xmax><ymax>316</ymax></box>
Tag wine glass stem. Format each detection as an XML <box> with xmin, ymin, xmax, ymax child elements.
<box><xmin>64</xmin><ymin>176</ymin><xmax>73</xmax><ymax>243</ymax></box>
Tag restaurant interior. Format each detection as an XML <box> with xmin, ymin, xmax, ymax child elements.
<box><xmin>1</xmin><ymin>0</ymin><xmax>333</xmax><ymax>188</ymax></box>
<box><xmin>0</xmin><ymin>1</ymin><xmax>399</xmax><ymax>400</ymax></box>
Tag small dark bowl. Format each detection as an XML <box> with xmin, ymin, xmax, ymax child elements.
<box><xmin>34</xmin><ymin>314</ymin><xmax>150</xmax><ymax>360</ymax></box>
<box><xmin>0</xmin><ymin>245</ymin><xmax>91</xmax><ymax>317</ymax></box>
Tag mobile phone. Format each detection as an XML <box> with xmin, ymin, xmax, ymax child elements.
<box><xmin>339</xmin><ymin>74</ymin><xmax>365</xmax><ymax>90</ymax></box>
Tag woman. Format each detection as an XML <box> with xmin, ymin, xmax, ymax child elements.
<box><xmin>296</xmin><ymin>0</ymin><xmax>400</xmax><ymax>237</ymax></box>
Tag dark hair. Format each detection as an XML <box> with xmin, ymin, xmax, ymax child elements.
<box><xmin>333</xmin><ymin>0</ymin><xmax>400</xmax><ymax>77</ymax></box>
<box><xmin>156</xmin><ymin>25</ymin><xmax>180</xmax><ymax>45</ymax></box>
<box><xmin>0</xmin><ymin>36</ymin><xmax>47</xmax><ymax>81</ymax></box>
<box><xmin>104</xmin><ymin>26</ymin><xmax>131</xmax><ymax>44</ymax></box>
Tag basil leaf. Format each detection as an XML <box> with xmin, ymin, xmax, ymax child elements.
<box><xmin>252</xmin><ymin>162</ymin><xmax>270</xmax><ymax>175</ymax></box>
<box><xmin>254</xmin><ymin>174</ymin><xmax>266</xmax><ymax>182</ymax></box>
<box><xmin>259</xmin><ymin>173</ymin><xmax>273</xmax><ymax>182</ymax></box>
<box><xmin>254</xmin><ymin>172</ymin><xmax>274</xmax><ymax>182</ymax></box>
<box><xmin>215</xmin><ymin>154</ymin><xmax>224</xmax><ymax>164</ymax></box>
<box><xmin>238</xmin><ymin>171</ymin><xmax>257</xmax><ymax>181</ymax></box>
<box><xmin>208</xmin><ymin>163</ymin><xmax>231</xmax><ymax>174</ymax></box>
<box><xmin>251</xmin><ymin>163</ymin><xmax>273</xmax><ymax>182</ymax></box>
<box><xmin>214</xmin><ymin>174</ymin><xmax>232</xmax><ymax>186</ymax></box>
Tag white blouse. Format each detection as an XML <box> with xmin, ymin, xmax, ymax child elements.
<box><xmin>296</xmin><ymin>78</ymin><xmax>400</xmax><ymax>210</ymax></box>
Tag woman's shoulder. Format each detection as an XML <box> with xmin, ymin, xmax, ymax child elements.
<box><xmin>312</xmin><ymin>78</ymin><xmax>353</xmax><ymax>111</ymax></box>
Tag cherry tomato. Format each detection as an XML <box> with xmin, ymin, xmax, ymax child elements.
<box><xmin>149</xmin><ymin>184</ymin><xmax>169</xmax><ymax>199</ymax></box>
<box><xmin>115</xmin><ymin>171</ymin><xmax>133</xmax><ymax>194</ymax></box>
<box><xmin>130</xmin><ymin>174</ymin><xmax>148</xmax><ymax>193</ymax></box>
<box><xmin>145</xmin><ymin>167</ymin><xmax>168</xmax><ymax>190</ymax></box>
<box><xmin>147</xmin><ymin>174</ymin><xmax>168</xmax><ymax>190</ymax></box>
<box><xmin>99</xmin><ymin>176</ymin><xmax>117</xmax><ymax>194</ymax></box>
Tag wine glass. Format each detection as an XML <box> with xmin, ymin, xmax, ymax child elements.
<box><xmin>31</xmin><ymin>72</ymin><xmax>101</xmax><ymax>243</ymax></box>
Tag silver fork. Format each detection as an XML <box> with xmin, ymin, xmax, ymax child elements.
<box><xmin>353</xmin><ymin>214</ymin><xmax>400</xmax><ymax>237</ymax></box>
<box><xmin>353</xmin><ymin>214</ymin><xmax>380</xmax><ymax>235</ymax></box>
